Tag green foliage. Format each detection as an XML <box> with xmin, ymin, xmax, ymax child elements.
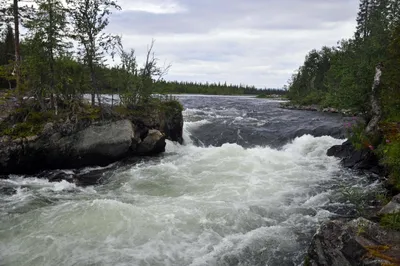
<box><xmin>346</xmin><ymin>121</ymin><xmax>371</xmax><ymax>150</ymax></box>
<box><xmin>256</xmin><ymin>93</ymin><xmax>285</xmax><ymax>99</ymax></box>
<box><xmin>294</xmin><ymin>90</ymin><xmax>326</xmax><ymax>106</ymax></box>
<box><xmin>160</xmin><ymin>100</ymin><xmax>184</xmax><ymax>114</ymax></box>
<box><xmin>304</xmin><ymin>255</ymin><xmax>311</xmax><ymax>266</ymax></box>
<box><xmin>378</xmin><ymin>138</ymin><xmax>400</xmax><ymax>190</ymax></box>
<box><xmin>153</xmin><ymin>80</ymin><xmax>285</xmax><ymax>95</ymax></box>
<box><xmin>67</xmin><ymin>0</ymin><xmax>121</xmax><ymax>106</ymax></box>
<box><xmin>287</xmin><ymin>0</ymin><xmax>396</xmax><ymax>113</ymax></box>
<box><xmin>380</xmin><ymin>213</ymin><xmax>400</xmax><ymax>231</ymax></box>
<box><xmin>340</xmin><ymin>186</ymin><xmax>367</xmax><ymax>216</ymax></box>
<box><xmin>0</xmin><ymin>108</ymin><xmax>55</xmax><ymax>138</ymax></box>
<box><xmin>287</xmin><ymin>0</ymin><xmax>400</xmax><ymax>191</ymax></box>
<box><xmin>77</xmin><ymin>105</ymin><xmax>101</xmax><ymax>121</ymax></box>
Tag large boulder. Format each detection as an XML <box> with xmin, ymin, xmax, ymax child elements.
<box><xmin>0</xmin><ymin>120</ymin><xmax>167</xmax><ymax>175</ymax></box>
<box><xmin>308</xmin><ymin>218</ymin><xmax>400</xmax><ymax>266</ymax></box>
<box><xmin>69</xmin><ymin>119</ymin><xmax>141</xmax><ymax>166</ymax></box>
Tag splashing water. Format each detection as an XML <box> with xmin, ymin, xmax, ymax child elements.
<box><xmin>0</xmin><ymin>95</ymin><xmax>380</xmax><ymax>266</ymax></box>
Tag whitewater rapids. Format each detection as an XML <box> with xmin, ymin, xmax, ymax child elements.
<box><xmin>0</xmin><ymin>95</ymin><xmax>380</xmax><ymax>266</ymax></box>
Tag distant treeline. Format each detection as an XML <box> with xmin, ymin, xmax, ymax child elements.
<box><xmin>153</xmin><ymin>80</ymin><xmax>287</xmax><ymax>95</ymax></box>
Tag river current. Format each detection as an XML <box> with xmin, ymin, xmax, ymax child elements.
<box><xmin>0</xmin><ymin>95</ymin><xmax>381</xmax><ymax>266</ymax></box>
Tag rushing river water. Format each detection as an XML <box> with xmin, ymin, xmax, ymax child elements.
<box><xmin>0</xmin><ymin>95</ymin><xmax>381</xmax><ymax>266</ymax></box>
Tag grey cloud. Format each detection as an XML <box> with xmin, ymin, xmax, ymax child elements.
<box><xmin>107</xmin><ymin>0</ymin><xmax>359</xmax><ymax>87</ymax></box>
<box><xmin>110</xmin><ymin>0</ymin><xmax>357</xmax><ymax>34</ymax></box>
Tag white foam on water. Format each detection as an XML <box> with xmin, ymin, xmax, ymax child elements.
<box><xmin>0</xmin><ymin>99</ymin><xmax>377</xmax><ymax>266</ymax></box>
<box><xmin>0</xmin><ymin>134</ymin><xmax>351</xmax><ymax>266</ymax></box>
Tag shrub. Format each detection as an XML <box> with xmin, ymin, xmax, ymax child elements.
<box><xmin>380</xmin><ymin>213</ymin><xmax>400</xmax><ymax>231</ymax></box>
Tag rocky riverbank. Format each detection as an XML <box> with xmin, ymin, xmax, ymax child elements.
<box><xmin>0</xmin><ymin>101</ymin><xmax>183</xmax><ymax>179</ymax></box>
<box><xmin>307</xmin><ymin>140</ymin><xmax>400</xmax><ymax>266</ymax></box>
<box><xmin>280</xmin><ymin>102</ymin><xmax>361</xmax><ymax>117</ymax></box>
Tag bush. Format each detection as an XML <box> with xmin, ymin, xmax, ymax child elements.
<box><xmin>380</xmin><ymin>213</ymin><xmax>400</xmax><ymax>231</ymax></box>
<box><xmin>293</xmin><ymin>91</ymin><xmax>326</xmax><ymax>106</ymax></box>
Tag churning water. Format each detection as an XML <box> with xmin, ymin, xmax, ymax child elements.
<box><xmin>0</xmin><ymin>95</ymin><xmax>381</xmax><ymax>266</ymax></box>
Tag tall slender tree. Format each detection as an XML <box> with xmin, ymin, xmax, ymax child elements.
<box><xmin>67</xmin><ymin>0</ymin><xmax>120</xmax><ymax>106</ymax></box>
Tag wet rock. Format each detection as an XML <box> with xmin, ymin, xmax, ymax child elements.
<box><xmin>74</xmin><ymin>169</ymin><xmax>108</xmax><ymax>186</ymax></box>
<box><xmin>327</xmin><ymin>140</ymin><xmax>354</xmax><ymax>158</ymax></box>
<box><xmin>378</xmin><ymin>194</ymin><xmax>400</xmax><ymax>215</ymax></box>
<box><xmin>38</xmin><ymin>170</ymin><xmax>75</xmax><ymax>183</ymax></box>
<box><xmin>0</xmin><ymin>120</ymin><xmax>167</xmax><ymax>175</ymax></box>
<box><xmin>73</xmin><ymin>120</ymin><xmax>139</xmax><ymax>162</ymax></box>
<box><xmin>308</xmin><ymin>218</ymin><xmax>400</xmax><ymax>266</ymax></box>
<box><xmin>327</xmin><ymin>141</ymin><xmax>384</xmax><ymax>176</ymax></box>
<box><xmin>137</xmin><ymin>129</ymin><xmax>166</xmax><ymax>155</ymax></box>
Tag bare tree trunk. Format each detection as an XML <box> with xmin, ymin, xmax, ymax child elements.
<box><xmin>13</xmin><ymin>0</ymin><xmax>22</xmax><ymax>101</ymax></box>
<box><xmin>365</xmin><ymin>63</ymin><xmax>383</xmax><ymax>134</ymax></box>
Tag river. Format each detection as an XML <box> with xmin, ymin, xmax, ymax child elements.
<box><xmin>0</xmin><ymin>95</ymin><xmax>381</xmax><ymax>266</ymax></box>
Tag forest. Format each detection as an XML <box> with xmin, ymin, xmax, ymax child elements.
<box><xmin>287</xmin><ymin>0</ymin><xmax>400</xmax><ymax>191</ymax></box>
<box><xmin>153</xmin><ymin>80</ymin><xmax>286</xmax><ymax>95</ymax></box>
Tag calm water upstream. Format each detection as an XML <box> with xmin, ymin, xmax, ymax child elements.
<box><xmin>0</xmin><ymin>95</ymin><xmax>380</xmax><ymax>266</ymax></box>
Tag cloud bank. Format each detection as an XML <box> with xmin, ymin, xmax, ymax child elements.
<box><xmin>109</xmin><ymin>0</ymin><xmax>358</xmax><ymax>88</ymax></box>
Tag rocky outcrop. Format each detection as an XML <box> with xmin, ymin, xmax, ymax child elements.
<box><xmin>309</xmin><ymin>140</ymin><xmax>400</xmax><ymax>266</ymax></box>
<box><xmin>0</xmin><ymin>119</ymin><xmax>168</xmax><ymax>175</ymax></box>
<box><xmin>308</xmin><ymin>218</ymin><xmax>400</xmax><ymax>266</ymax></box>
<box><xmin>127</xmin><ymin>101</ymin><xmax>184</xmax><ymax>144</ymax></box>
<box><xmin>327</xmin><ymin>140</ymin><xmax>384</xmax><ymax>176</ymax></box>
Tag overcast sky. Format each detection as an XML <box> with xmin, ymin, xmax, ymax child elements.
<box><xmin>108</xmin><ymin>0</ymin><xmax>359</xmax><ymax>88</ymax></box>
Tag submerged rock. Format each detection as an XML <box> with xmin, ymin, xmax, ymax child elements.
<box><xmin>308</xmin><ymin>218</ymin><xmax>400</xmax><ymax>266</ymax></box>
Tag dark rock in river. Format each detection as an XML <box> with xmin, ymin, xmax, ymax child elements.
<box><xmin>327</xmin><ymin>140</ymin><xmax>384</xmax><ymax>176</ymax></box>
<box><xmin>308</xmin><ymin>218</ymin><xmax>400</xmax><ymax>266</ymax></box>
<box><xmin>137</xmin><ymin>129</ymin><xmax>166</xmax><ymax>155</ymax></box>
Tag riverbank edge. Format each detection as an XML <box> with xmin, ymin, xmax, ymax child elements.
<box><xmin>0</xmin><ymin>100</ymin><xmax>184</xmax><ymax>182</ymax></box>
<box><xmin>279</xmin><ymin>102</ymin><xmax>361</xmax><ymax>117</ymax></box>
<box><xmin>306</xmin><ymin>140</ymin><xmax>400</xmax><ymax>265</ymax></box>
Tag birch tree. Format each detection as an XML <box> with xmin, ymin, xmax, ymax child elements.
<box><xmin>67</xmin><ymin>0</ymin><xmax>120</xmax><ymax>106</ymax></box>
